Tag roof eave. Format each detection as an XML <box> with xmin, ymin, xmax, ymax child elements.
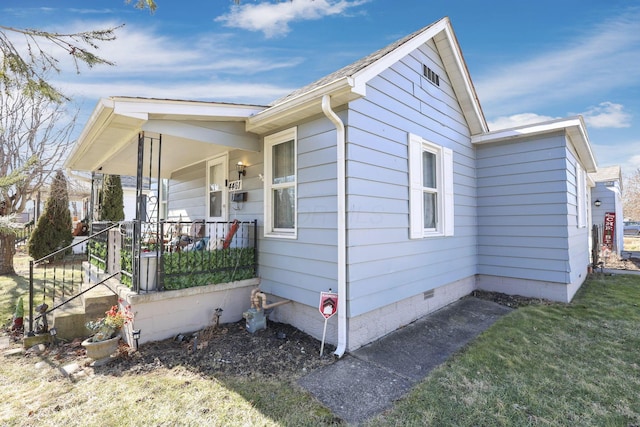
<box><xmin>246</xmin><ymin>77</ymin><xmax>358</xmax><ymax>134</ymax></box>
<box><xmin>64</xmin><ymin>98</ymin><xmax>117</xmax><ymax>171</ymax></box>
<box><xmin>471</xmin><ymin>116</ymin><xmax>598</xmax><ymax>173</ymax></box>
<box><xmin>247</xmin><ymin>17</ymin><xmax>488</xmax><ymax>137</ymax></box>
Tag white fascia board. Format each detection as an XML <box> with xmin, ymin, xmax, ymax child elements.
<box><xmin>436</xmin><ymin>25</ymin><xmax>488</xmax><ymax>135</ymax></box>
<box><xmin>64</xmin><ymin>98</ymin><xmax>115</xmax><ymax>170</ymax></box>
<box><xmin>246</xmin><ymin>77</ymin><xmax>356</xmax><ymax>133</ymax></box>
<box><xmin>472</xmin><ymin>116</ymin><xmax>598</xmax><ymax>173</ymax></box>
<box><xmin>351</xmin><ymin>18</ymin><xmax>487</xmax><ymax>134</ymax></box>
<box><xmin>351</xmin><ymin>18</ymin><xmax>449</xmax><ymax>90</ymax></box>
<box><xmin>111</xmin><ymin>97</ymin><xmax>264</xmax><ymax>120</ymax></box>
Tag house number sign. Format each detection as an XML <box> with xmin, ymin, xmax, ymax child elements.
<box><xmin>228</xmin><ymin>180</ymin><xmax>242</xmax><ymax>191</ymax></box>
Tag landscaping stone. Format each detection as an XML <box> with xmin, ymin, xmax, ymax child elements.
<box><xmin>0</xmin><ymin>336</ymin><xmax>10</xmax><ymax>349</ymax></box>
<box><xmin>2</xmin><ymin>348</ymin><xmax>24</xmax><ymax>357</ymax></box>
<box><xmin>60</xmin><ymin>362</ymin><xmax>80</xmax><ymax>377</ymax></box>
<box><xmin>28</xmin><ymin>343</ymin><xmax>47</xmax><ymax>354</ymax></box>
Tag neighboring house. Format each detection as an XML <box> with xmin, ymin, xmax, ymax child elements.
<box><xmin>589</xmin><ymin>166</ymin><xmax>624</xmax><ymax>254</ymax></box>
<box><xmin>90</xmin><ymin>174</ymin><xmax>149</xmax><ymax>221</ymax></box>
<box><xmin>64</xmin><ymin>17</ymin><xmax>599</xmax><ymax>353</ymax></box>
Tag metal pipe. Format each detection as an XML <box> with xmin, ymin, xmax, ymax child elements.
<box><xmin>250</xmin><ymin>288</ymin><xmax>291</xmax><ymax>311</ymax></box>
<box><xmin>321</xmin><ymin>94</ymin><xmax>347</xmax><ymax>358</ymax></box>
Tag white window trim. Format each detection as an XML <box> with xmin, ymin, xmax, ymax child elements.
<box><xmin>206</xmin><ymin>153</ymin><xmax>229</xmax><ymax>223</ymax></box>
<box><xmin>264</xmin><ymin>127</ymin><xmax>297</xmax><ymax>239</ymax></box>
<box><xmin>409</xmin><ymin>133</ymin><xmax>454</xmax><ymax>239</ymax></box>
<box><xmin>576</xmin><ymin>165</ymin><xmax>587</xmax><ymax>228</ymax></box>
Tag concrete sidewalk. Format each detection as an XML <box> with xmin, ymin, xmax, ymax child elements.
<box><xmin>298</xmin><ymin>297</ymin><xmax>513</xmax><ymax>425</ymax></box>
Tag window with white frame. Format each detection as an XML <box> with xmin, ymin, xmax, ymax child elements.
<box><xmin>409</xmin><ymin>133</ymin><xmax>454</xmax><ymax>238</ymax></box>
<box><xmin>264</xmin><ymin>128</ymin><xmax>297</xmax><ymax>238</ymax></box>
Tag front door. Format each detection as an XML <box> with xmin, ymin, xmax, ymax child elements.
<box><xmin>207</xmin><ymin>154</ymin><xmax>228</xmax><ymax>223</ymax></box>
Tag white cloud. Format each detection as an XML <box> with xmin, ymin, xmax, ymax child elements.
<box><xmin>476</xmin><ymin>10</ymin><xmax>640</xmax><ymax>116</ymax></box>
<box><xmin>216</xmin><ymin>0</ymin><xmax>369</xmax><ymax>38</ymax></box>
<box><xmin>592</xmin><ymin>139</ymin><xmax>640</xmax><ymax>175</ymax></box>
<box><xmin>487</xmin><ymin>113</ymin><xmax>558</xmax><ymax>131</ymax></box>
<box><xmin>21</xmin><ymin>20</ymin><xmax>303</xmax><ymax>104</ymax></box>
<box><xmin>488</xmin><ymin>102</ymin><xmax>632</xmax><ymax>132</ymax></box>
<box><xmin>56</xmin><ymin>78</ymin><xmax>294</xmax><ymax>105</ymax></box>
<box><xmin>580</xmin><ymin>102</ymin><xmax>632</xmax><ymax>129</ymax></box>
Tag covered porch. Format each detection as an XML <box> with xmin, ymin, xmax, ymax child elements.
<box><xmin>63</xmin><ymin>97</ymin><xmax>268</xmax><ymax>344</ymax></box>
<box><xmin>65</xmin><ymin>97</ymin><xmax>266</xmax><ymax>290</ymax></box>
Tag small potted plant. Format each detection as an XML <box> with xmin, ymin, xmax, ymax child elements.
<box><xmin>82</xmin><ymin>300</ymin><xmax>133</xmax><ymax>362</ymax></box>
<box><xmin>11</xmin><ymin>297</ymin><xmax>24</xmax><ymax>331</ymax></box>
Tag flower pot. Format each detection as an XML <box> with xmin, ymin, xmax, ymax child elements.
<box><xmin>82</xmin><ymin>334</ymin><xmax>120</xmax><ymax>362</ymax></box>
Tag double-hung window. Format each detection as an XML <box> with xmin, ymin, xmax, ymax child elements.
<box><xmin>409</xmin><ymin>133</ymin><xmax>454</xmax><ymax>238</ymax></box>
<box><xmin>264</xmin><ymin>128</ymin><xmax>297</xmax><ymax>238</ymax></box>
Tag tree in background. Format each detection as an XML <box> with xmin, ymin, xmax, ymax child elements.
<box><xmin>27</xmin><ymin>170</ymin><xmax>73</xmax><ymax>261</ymax></box>
<box><xmin>0</xmin><ymin>72</ymin><xmax>76</xmax><ymax>274</ymax></box>
<box><xmin>623</xmin><ymin>169</ymin><xmax>640</xmax><ymax>221</ymax></box>
<box><xmin>0</xmin><ymin>0</ymin><xmax>156</xmax><ymax>101</ymax></box>
<box><xmin>0</xmin><ymin>159</ymin><xmax>37</xmax><ymax>274</ymax></box>
<box><xmin>100</xmin><ymin>175</ymin><xmax>125</xmax><ymax>222</ymax></box>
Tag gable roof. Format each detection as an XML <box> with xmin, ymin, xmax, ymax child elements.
<box><xmin>247</xmin><ymin>17</ymin><xmax>488</xmax><ymax>135</ymax></box>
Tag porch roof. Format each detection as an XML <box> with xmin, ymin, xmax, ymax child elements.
<box><xmin>65</xmin><ymin>97</ymin><xmax>266</xmax><ymax>179</ymax></box>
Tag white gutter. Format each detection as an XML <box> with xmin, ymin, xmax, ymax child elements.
<box><xmin>321</xmin><ymin>95</ymin><xmax>347</xmax><ymax>358</ymax></box>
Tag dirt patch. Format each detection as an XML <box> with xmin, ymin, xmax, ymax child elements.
<box><xmin>11</xmin><ymin>320</ymin><xmax>337</xmax><ymax>381</ymax></box>
<box><xmin>6</xmin><ymin>280</ymin><xmax>616</xmax><ymax>378</ymax></box>
<box><xmin>597</xmin><ymin>253</ymin><xmax>640</xmax><ymax>271</ymax></box>
<box><xmin>470</xmin><ymin>290</ymin><xmax>554</xmax><ymax>308</ymax></box>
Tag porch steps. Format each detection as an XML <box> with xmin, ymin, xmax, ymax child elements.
<box><xmin>50</xmin><ymin>284</ymin><xmax>118</xmax><ymax>342</ymax></box>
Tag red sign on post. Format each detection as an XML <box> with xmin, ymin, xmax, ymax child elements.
<box><xmin>319</xmin><ymin>291</ymin><xmax>338</xmax><ymax>319</ymax></box>
<box><xmin>603</xmin><ymin>212</ymin><xmax>615</xmax><ymax>250</ymax></box>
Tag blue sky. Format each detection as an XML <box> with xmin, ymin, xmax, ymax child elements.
<box><xmin>3</xmin><ymin>0</ymin><xmax>640</xmax><ymax>176</ymax></box>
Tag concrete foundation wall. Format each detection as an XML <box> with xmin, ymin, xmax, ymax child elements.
<box><xmin>347</xmin><ymin>276</ymin><xmax>476</xmax><ymax>350</ymax></box>
<box><xmin>270</xmin><ymin>276</ymin><xmax>475</xmax><ymax>352</ymax></box>
<box><xmin>476</xmin><ymin>274</ymin><xmax>573</xmax><ymax>303</ymax></box>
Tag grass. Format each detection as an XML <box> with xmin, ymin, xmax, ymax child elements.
<box><xmin>367</xmin><ymin>274</ymin><xmax>640</xmax><ymax>426</ymax></box>
<box><xmin>3</xmin><ymin>252</ymin><xmax>640</xmax><ymax>426</ymax></box>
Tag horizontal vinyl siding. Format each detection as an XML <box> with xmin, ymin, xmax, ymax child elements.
<box><xmin>257</xmin><ymin>117</ymin><xmax>340</xmax><ymax>308</ymax></box>
<box><xmin>346</xmin><ymin>40</ymin><xmax>477</xmax><ymax>317</ymax></box>
<box><xmin>477</xmin><ymin>133</ymin><xmax>573</xmax><ymax>284</ymax></box>
<box><xmin>168</xmin><ymin>163</ymin><xmax>206</xmax><ymax>220</ymax></box>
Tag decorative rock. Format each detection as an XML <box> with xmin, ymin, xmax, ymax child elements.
<box><xmin>28</xmin><ymin>344</ymin><xmax>47</xmax><ymax>354</ymax></box>
<box><xmin>61</xmin><ymin>363</ymin><xmax>80</xmax><ymax>377</ymax></box>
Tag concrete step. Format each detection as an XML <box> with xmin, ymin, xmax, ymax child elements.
<box><xmin>46</xmin><ymin>283</ymin><xmax>117</xmax><ymax>343</ymax></box>
<box><xmin>82</xmin><ymin>283</ymin><xmax>118</xmax><ymax>319</ymax></box>
<box><xmin>52</xmin><ymin>299</ymin><xmax>87</xmax><ymax>341</ymax></box>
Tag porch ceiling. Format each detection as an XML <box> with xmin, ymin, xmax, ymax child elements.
<box><xmin>65</xmin><ymin>97</ymin><xmax>266</xmax><ymax>179</ymax></box>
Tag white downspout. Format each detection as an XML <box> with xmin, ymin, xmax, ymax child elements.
<box><xmin>321</xmin><ymin>95</ymin><xmax>347</xmax><ymax>358</ymax></box>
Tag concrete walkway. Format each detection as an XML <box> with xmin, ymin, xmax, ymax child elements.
<box><xmin>298</xmin><ymin>297</ymin><xmax>513</xmax><ymax>425</ymax></box>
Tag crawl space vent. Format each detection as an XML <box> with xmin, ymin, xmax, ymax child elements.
<box><xmin>423</xmin><ymin>65</ymin><xmax>440</xmax><ymax>87</ymax></box>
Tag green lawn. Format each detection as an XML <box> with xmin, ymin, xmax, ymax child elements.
<box><xmin>2</xmin><ymin>253</ymin><xmax>640</xmax><ymax>426</ymax></box>
<box><xmin>367</xmin><ymin>274</ymin><xmax>640</xmax><ymax>426</ymax></box>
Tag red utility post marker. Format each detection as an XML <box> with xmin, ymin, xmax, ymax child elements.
<box><xmin>319</xmin><ymin>291</ymin><xmax>338</xmax><ymax>356</ymax></box>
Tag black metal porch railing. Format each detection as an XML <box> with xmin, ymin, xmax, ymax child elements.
<box><xmin>28</xmin><ymin>222</ymin><xmax>120</xmax><ymax>335</ymax></box>
<box><xmin>109</xmin><ymin>219</ymin><xmax>257</xmax><ymax>293</ymax></box>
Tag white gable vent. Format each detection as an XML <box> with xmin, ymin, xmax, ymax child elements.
<box><xmin>423</xmin><ymin>65</ymin><xmax>440</xmax><ymax>87</ymax></box>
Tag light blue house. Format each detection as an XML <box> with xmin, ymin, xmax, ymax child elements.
<box><xmin>589</xmin><ymin>166</ymin><xmax>624</xmax><ymax>254</ymax></box>
<box><xmin>65</xmin><ymin>17</ymin><xmax>599</xmax><ymax>353</ymax></box>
